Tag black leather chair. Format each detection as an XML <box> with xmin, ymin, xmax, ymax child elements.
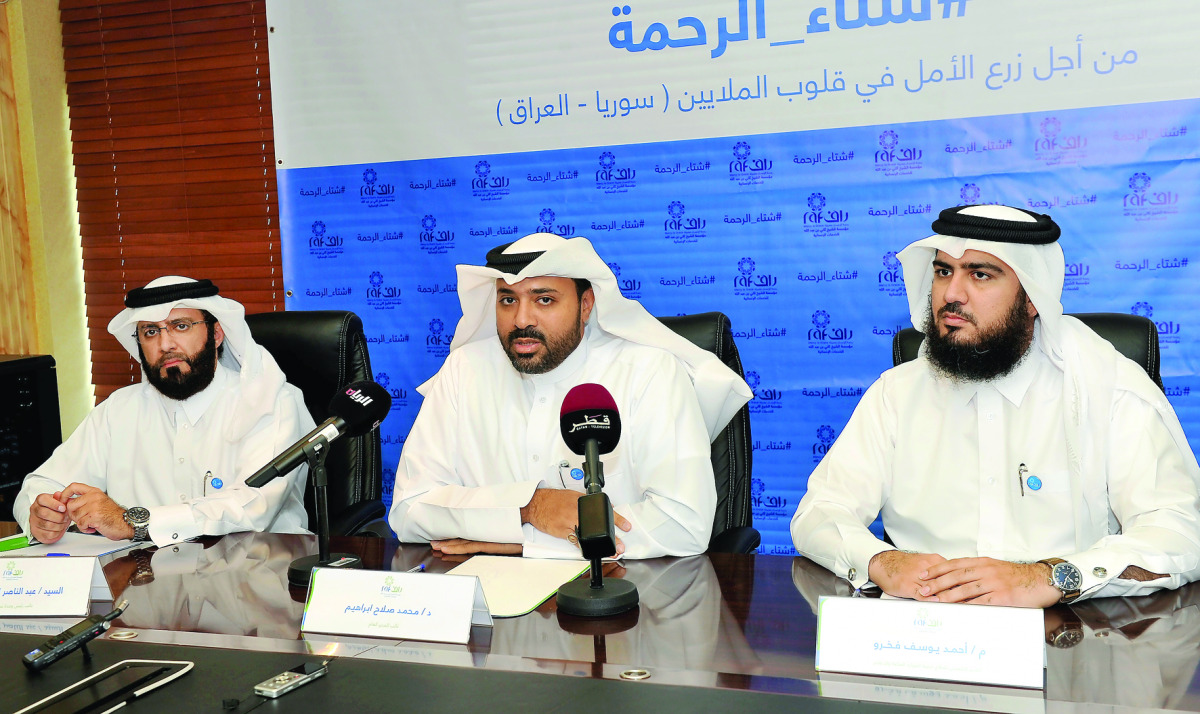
<box><xmin>245</xmin><ymin>310</ymin><xmax>388</xmax><ymax>536</ymax></box>
<box><xmin>891</xmin><ymin>312</ymin><xmax>1164</xmax><ymax>390</ymax></box>
<box><xmin>657</xmin><ymin>312</ymin><xmax>759</xmax><ymax>554</ymax></box>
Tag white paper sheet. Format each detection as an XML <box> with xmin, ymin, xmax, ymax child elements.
<box><xmin>447</xmin><ymin>555</ymin><xmax>589</xmax><ymax>618</ymax></box>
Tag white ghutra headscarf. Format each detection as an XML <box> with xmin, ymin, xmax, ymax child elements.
<box><xmin>424</xmin><ymin>233</ymin><xmax>752</xmax><ymax>442</ymax></box>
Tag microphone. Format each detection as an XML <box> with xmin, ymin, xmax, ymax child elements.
<box><xmin>559</xmin><ymin>383</ymin><xmax>621</xmax><ymax>484</ymax></box>
<box><xmin>556</xmin><ymin>383</ymin><xmax>638</xmax><ymax>616</ymax></box>
<box><xmin>559</xmin><ymin>384</ymin><xmax>622</xmax><ymax>559</ymax></box>
<box><xmin>246</xmin><ymin>381</ymin><xmax>391</xmax><ymax>488</ymax></box>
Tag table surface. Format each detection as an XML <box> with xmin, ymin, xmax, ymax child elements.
<box><xmin>4</xmin><ymin>529</ymin><xmax>1200</xmax><ymax>713</ymax></box>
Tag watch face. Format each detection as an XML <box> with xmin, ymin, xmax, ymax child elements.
<box><xmin>125</xmin><ymin>507</ymin><xmax>150</xmax><ymax>524</ymax></box>
<box><xmin>1052</xmin><ymin>562</ymin><xmax>1083</xmax><ymax>591</ymax></box>
<box><xmin>1052</xmin><ymin>628</ymin><xmax>1084</xmax><ymax>649</ymax></box>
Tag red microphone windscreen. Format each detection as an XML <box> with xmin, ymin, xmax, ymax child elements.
<box><xmin>559</xmin><ymin>383</ymin><xmax>621</xmax><ymax>455</ymax></box>
<box><xmin>560</xmin><ymin>383</ymin><xmax>618</xmax><ymax>416</ymax></box>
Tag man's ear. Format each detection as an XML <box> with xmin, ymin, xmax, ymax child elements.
<box><xmin>579</xmin><ymin>287</ymin><xmax>595</xmax><ymax>323</ymax></box>
<box><xmin>1026</xmin><ymin>295</ymin><xmax>1038</xmax><ymax>319</ymax></box>
<box><xmin>212</xmin><ymin>321</ymin><xmax>225</xmax><ymax>350</ymax></box>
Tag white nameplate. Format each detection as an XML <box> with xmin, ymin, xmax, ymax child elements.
<box><xmin>301</xmin><ymin>567</ymin><xmax>492</xmax><ymax>644</ymax></box>
<box><xmin>816</xmin><ymin>596</ymin><xmax>1044</xmax><ymax>689</ymax></box>
<box><xmin>0</xmin><ymin>557</ymin><xmax>96</xmax><ymax>617</ymax></box>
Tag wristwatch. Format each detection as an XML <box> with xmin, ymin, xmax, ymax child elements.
<box><xmin>1046</xmin><ymin>614</ymin><xmax>1085</xmax><ymax>649</ymax></box>
<box><xmin>128</xmin><ymin>548</ymin><xmax>155</xmax><ymax>586</ymax></box>
<box><xmin>1038</xmin><ymin>557</ymin><xmax>1083</xmax><ymax>603</ymax></box>
<box><xmin>122</xmin><ymin>506</ymin><xmax>151</xmax><ymax>542</ymax></box>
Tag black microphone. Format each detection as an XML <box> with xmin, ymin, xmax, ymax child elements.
<box><xmin>246</xmin><ymin>381</ymin><xmax>390</xmax><ymax>488</ymax></box>
<box><xmin>556</xmin><ymin>383</ymin><xmax>638</xmax><ymax>616</ymax></box>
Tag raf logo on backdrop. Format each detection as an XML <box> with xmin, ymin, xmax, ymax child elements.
<box><xmin>750</xmin><ymin>477</ymin><xmax>790</xmax><ymax>523</ymax></box>
<box><xmin>733</xmin><ymin>257</ymin><xmax>778</xmax><ymax>301</ymax></box>
<box><xmin>608</xmin><ymin>263</ymin><xmax>642</xmax><ymax>300</ymax></box>
<box><xmin>808</xmin><ymin>310</ymin><xmax>855</xmax><ymax>354</ymax></box>
<box><xmin>812</xmin><ymin>424</ymin><xmax>837</xmax><ymax>464</ymax></box>
<box><xmin>373</xmin><ymin>373</ymin><xmax>408</xmax><ymax>411</ymax></box>
<box><xmin>359</xmin><ymin>168</ymin><xmax>396</xmax><ymax>209</ymax></box>
<box><xmin>425</xmin><ymin>318</ymin><xmax>454</xmax><ymax>358</ymax></box>
<box><xmin>381</xmin><ymin>466</ymin><xmax>396</xmax><ymax>503</ymax></box>
<box><xmin>873</xmin><ymin>130</ymin><xmax>923</xmax><ymax>177</ymax></box>
<box><xmin>308</xmin><ymin>220</ymin><xmax>343</xmax><ymax>259</ymax></box>
<box><xmin>958</xmin><ymin>182</ymin><xmax>1004</xmax><ymax>207</ymax></box>
<box><xmin>728</xmin><ymin>141</ymin><xmax>773</xmax><ymax>186</ymax></box>
<box><xmin>1131</xmin><ymin>302</ymin><xmax>1181</xmax><ymax>348</ymax></box>
<box><xmin>537</xmin><ymin>208</ymin><xmax>575</xmax><ymax>237</ymax></box>
<box><xmin>801</xmin><ymin>193</ymin><xmax>849</xmax><ymax>237</ymax></box>
<box><xmin>471</xmin><ymin>160</ymin><xmax>511</xmax><ymax>201</ymax></box>
<box><xmin>877</xmin><ymin>251</ymin><xmax>906</xmax><ymax>297</ymax></box>
<box><xmin>1122</xmin><ymin>172</ymin><xmax>1180</xmax><ymax>222</ymax></box>
<box><xmin>1063</xmin><ymin>260</ymin><xmax>1091</xmax><ymax>292</ymax></box>
<box><xmin>366</xmin><ymin>271</ymin><xmax>402</xmax><ymax>311</ymax></box>
<box><xmin>595</xmin><ymin>151</ymin><xmax>637</xmax><ymax>194</ymax></box>
<box><xmin>1033</xmin><ymin>116</ymin><xmax>1087</xmax><ymax>166</ymax></box>
<box><xmin>744</xmin><ymin>371</ymin><xmax>782</xmax><ymax>415</ymax></box>
<box><xmin>663</xmin><ymin>200</ymin><xmax>707</xmax><ymax>244</ymax></box>
<box><xmin>418</xmin><ymin>214</ymin><xmax>455</xmax><ymax>255</ymax></box>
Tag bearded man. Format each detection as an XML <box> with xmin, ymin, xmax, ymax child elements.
<box><xmin>791</xmin><ymin>205</ymin><xmax>1200</xmax><ymax>606</ymax></box>
<box><xmin>15</xmin><ymin>277</ymin><xmax>313</xmax><ymax>546</ymax></box>
<box><xmin>389</xmin><ymin>233</ymin><xmax>751</xmax><ymax>559</ymax></box>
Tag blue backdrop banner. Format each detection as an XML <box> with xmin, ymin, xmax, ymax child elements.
<box><xmin>279</xmin><ymin>98</ymin><xmax>1199</xmax><ymax>554</ymax></box>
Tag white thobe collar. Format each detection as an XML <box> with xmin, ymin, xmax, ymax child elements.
<box><xmin>161</xmin><ymin>362</ymin><xmax>234</xmax><ymax>428</ymax></box>
<box><xmin>519</xmin><ymin>325</ymin><xmax>593</xmax><ymax>388</ymax></box>
<box><xmin>941</xmin><ymin>324</ymin><xmax>1044</xmax><ymax>409</ymax></box>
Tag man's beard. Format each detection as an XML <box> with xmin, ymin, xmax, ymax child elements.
<box><xmin>502</xmin><ymin>314</ymin><xmax>585</xmax><ymax>375</ymax></box>
<box><xmin>923</xmin><ymin>287</ymin><xmax>1035</xmax><ymax>382</ymax></box>
<box><xmin>140</xmin><ymin>328</ymin><xmax>219</xmax><ymax>400</ymax></box>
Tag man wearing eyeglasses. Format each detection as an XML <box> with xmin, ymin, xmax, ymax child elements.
<box><xmin>14</xmin><ymin>276</ymin><xmax>313</xmax><ymax>546</ymax></box>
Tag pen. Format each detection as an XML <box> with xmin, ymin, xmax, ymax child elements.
<box><xmin>1018</xmin><ymin>463</ymin><xmax>1028</xmax><ymax>497</ymax></box>
<box><xmin>405</xmin><ymin>564</ymin><xmax>426</xmax><ymax>573</ymax></box>
<box><xmin>0</xmin><ymin>535</ymin><xmax>31</xmax><ymax>552</ymax></box>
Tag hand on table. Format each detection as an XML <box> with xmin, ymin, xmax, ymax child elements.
<box><xmin>430</xmin><ymin>539</ymin><xmax>522</xmax><ymax>556</ymax></box>
<box><xmin>868</xmin><ymin>550</ymin><xmax>947</xmax><ymax>599</ymax></box>
<box><xmin>519</xmin><ymin>488</ymin><xmax>631</xmax><ymax>555</ymax></box>
<box><xmin>28</xmin><ymin>492</ymin><xmax>71</xmax><ymax>544</ymax></box>
<box><xmin>61</xmin><ymin>483</ymin><xmax>135</xmax><ymax>541</ymax></box>
<box><xmin>918</xmin><ymin>557</ymin><xmax>1059</xmax><ymax>608</ymax></box>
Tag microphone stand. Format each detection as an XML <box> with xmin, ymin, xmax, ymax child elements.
<box><xmin>555</xmin><ymin>441</ymin><xmax>639</xmax><ymax>616</ymax></box>
<box><xmin>287</xmin><ymin>440</ymin><xmax>363</xmax><ymax>587</ymax></box>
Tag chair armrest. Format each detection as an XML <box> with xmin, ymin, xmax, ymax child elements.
<box><xmin>329</xmin><ymin>499</ymin><xmax>387</xmax><ymax>537</ymax></box>
<box><xmin>708</xmin><ymin>526</ymin><xmax>761</xmax><ymax>554</ymax></box>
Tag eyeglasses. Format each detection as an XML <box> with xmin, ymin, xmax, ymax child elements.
<box><xmin>134</xmin><ymin>319</ymin><xmax>209</xmax><ymax>342</ymax></box>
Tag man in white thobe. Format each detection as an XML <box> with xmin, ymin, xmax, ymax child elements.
<box><xmin>15</xmin><ymin>276</ymin><xmax>312</xmax><ymax>546</ymax></box>
<box><xmin>791</xmin><ymin>204</ymin><xmax>1200</xmax><ymax>606</ymax></box>
<box><xmin>389</xmin><ymin>233</ymin><xmax>752</xmax><ymax>559</ymax></box>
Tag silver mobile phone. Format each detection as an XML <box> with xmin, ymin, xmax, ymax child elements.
<box><xmin>253</xmin><ymin>661</ymin><xmax>328</xmax><ymax>698</ymax></box>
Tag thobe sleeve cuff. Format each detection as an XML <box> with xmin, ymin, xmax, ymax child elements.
<box><xmin>148</xmin><ymin>542</ymin><xmax>205</xmax><ymax>574</ymax></box>
<box><xmin>521</xmin><ymin>525</ymin><xmax>585</xmax><ymax>560</ymax></box>
<box><xmin>847</xmin><ymin>536</ymin><xmax>894</xmax><ymax>589</ymax></box>
<box><xmin>147</xmin><ymin>504</ymin><xmax>198</xmax><ymax>546</ymax></box>
<box><xmin>1058</xmin><ymin>550</ymin><xmax>1125</xmax><ymax>598</ymax></box>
